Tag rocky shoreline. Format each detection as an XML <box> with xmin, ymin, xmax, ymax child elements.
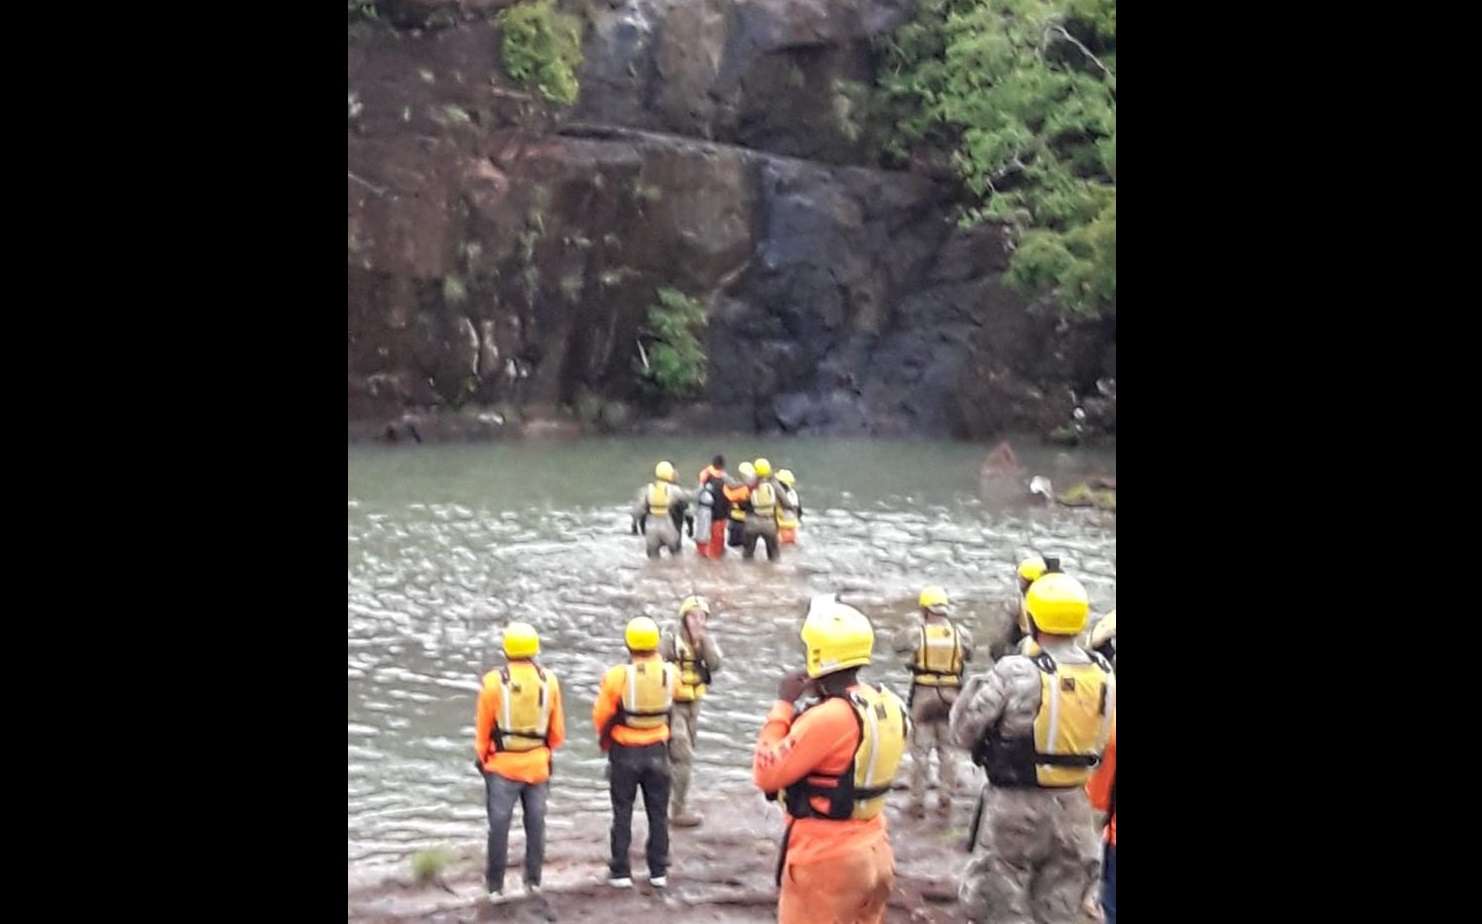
<box><xmin>348</xmin><ymin>0</ymin><xmax>1116</xmax><ymax>444</ymax></box>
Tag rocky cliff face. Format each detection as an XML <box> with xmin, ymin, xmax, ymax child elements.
<box><xmin>348</xmin><ymin>0</ymin><xmax>1115</xmax><ymax>440</ymax></box>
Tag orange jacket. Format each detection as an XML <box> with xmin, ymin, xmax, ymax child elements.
<box><xmin>753</xmin><ymin>695</ymin><xmax>888</xmax><ymax>867</ymax></box>
<box><xmin>592</xmin><ymin>653</ymin><xmax>674</xmax><ymax>749</ymax></box>
<box><xmin>1086</xmin><ymin>730</ymin><xmax>1116</xmax><ymax>846</ymax></box>
<box><xmin>698</xmin><ymin>465</ymin><xmax>726</xmax><ymax>486</ymax></box>
<box><xmin>474</xmin><ymin>662</ymin><xmax>566</xmax><ymax>784</ymax></box>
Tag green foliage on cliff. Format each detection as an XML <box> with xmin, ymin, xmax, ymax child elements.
<box><xmin>347</xmin><ymin>1</ymin><xmax>378</xmax><ymax>22</ymax></box>
<box><xmin>498</xmin><ymin>0</ymin><xmax>584</xmax><ymax>106</ymax></box>
<box><xmin>880</xmin><ymin>0</ymin><xmax>1115</xmax><ymax>318</ymax></box>
<box><xmin>638</xmin><ymin>288</ymin><xmax>708</xmax><ymax>398</ymax></box>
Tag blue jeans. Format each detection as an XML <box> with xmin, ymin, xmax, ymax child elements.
<box><xmin>1102</xmin><ymin>842</ymin><xmax>1116</xmax><ymax>924</ymax></box>
<box><xmin>484</xmin><ymin>772</ymin><xmax>548</xmax><ymax>892</ymax></box>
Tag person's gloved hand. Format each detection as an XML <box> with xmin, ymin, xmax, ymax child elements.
<box><xmin>777</xmin><ymin>668</ymin><xmax>812</xmax><ymax>704</ymax></box>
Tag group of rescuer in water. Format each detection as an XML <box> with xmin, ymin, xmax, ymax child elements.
<box><xmin>631</xmin><ymin>454</ymin><xmax>802</xmax><ymax>562</ymax></box>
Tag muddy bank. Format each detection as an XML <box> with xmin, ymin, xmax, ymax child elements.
<box><xmin>347</xmin><ymin>772</ymin><xmax>1041</xmax><ymax>922</ymax></box>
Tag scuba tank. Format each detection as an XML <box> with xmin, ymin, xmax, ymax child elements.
<box><xmin>695</xmin><ymin>487</ymin><xmax>713</xmax><ymax>537</ymax></box>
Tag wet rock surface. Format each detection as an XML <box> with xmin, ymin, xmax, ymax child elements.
<box><xmin>348</xmin><ymin>1</ymin><xmax>1115</xmax><ymax>441</ymax></box>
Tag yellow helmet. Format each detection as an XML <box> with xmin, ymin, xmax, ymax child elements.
<box><xmin>678</xmin><ymin>595</ymin><xmax>710</xmax><ymax>618</ymax></box>
<box><xmin>800</xmin><ymin>595</ymin><xmax>874</xmax><ymax>678</ymax></box>
<box><xmin>776</xmin><ymin>469</ymin><xmax>795</xmax><ymax>487</ymax></box>
<box><xmin>1024</xmin><ymin>572</ymin><xmax>1090</xmax><ymax>636</ymax></box>
<box><xmin>753</xmin><ymin>458</ymin><xmax>772</xmax><ymax>478</ymax></box>
<box><xmin>503</xmin><ymin>622</ymin><xmax>539</xmax><ymax>659</ymax></box>
<box><xmin>1090</xmin><ymin>609</ymin><xmax>1117</xmax><ymax>648</ymax></box>
<box><xmin>625</xmin><ymin>616</ymin><xmax>661</xmax><ymax>652</ymax></box>
<box><xmin>1017</xmin><ymin>556</ymin><xmax>1047</xmax><ymax>583</ymax></box>
<box><xmin>738</xmin><ymin>461</ymin><xmax>756</xmax><ymax>482</ymax></box>
<box><xmin>918</xmin><ymin>585</ymin><xmax>951</xmax><ymax>614</ymax></box>
<box><xmin>654</xmin><ymin>461</ymin><xmax>676</xmax><ymax>482</ymax></box>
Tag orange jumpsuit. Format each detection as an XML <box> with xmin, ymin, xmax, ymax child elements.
<box><xmin>1086</xmin><ymin>730</ymin><xmax>1116</xmax><ymax>846</ymax></box>
<box><xmin>753</xmin><ymin>695</ymin><xmax>895</xmax><ymax>924</ymax></box>
<box><xmin>696</xmin><ymin>466</ymin><xmax>728</xmax><ymax>558</ymax></box>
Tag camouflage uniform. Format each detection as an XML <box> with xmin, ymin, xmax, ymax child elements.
<box><xmin>631</xmin><ymin>482</ymin><xmax>692</xmax><ymax>558</ymax></box>
<box><xmin>659</xmin><ymin>620</ymin><xmax>723</xmax><ymax>819</ymax></box>
<box><xmin>949</xmin><ymin>636</ymin><xmax>1109</xmax><ymax>924</ymax></box>
<box><xmin>893</xmin><ymin>619</ymin><xmax>974</xmax><ymax>811</ymax></box>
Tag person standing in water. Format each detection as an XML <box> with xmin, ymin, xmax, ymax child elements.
<box><xmin>776</xmin><ymin>468</ymin><xmax>802</xmax><ymax>545</ymax></box>
<box><xmin>631</xmin><ymin>461</ymin><xmax>691</xmax><ymax>559</ymax></box>
<box><xmin>742</xmin><ymin>458</ymin><xmax>782</xmax><ymax>562</ymax></box>
<box><xmin>660</xmin><ymin>595</ymin><xmax>724</xmax><ymax>827</ymax></box>
<box><xmin>695</xmin><ymin>455</ymin><xmax>729</xmax><ymax>559</ymax></box>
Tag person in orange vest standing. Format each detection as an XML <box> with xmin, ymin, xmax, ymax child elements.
<box><xmin>593</xmin><ymin>616</ymin><xmax>679</xmax><ymax>889</ymax></box>
<box><xmin>695</xmin><ymin>455</ymin><xmax>729</xmax><ymax>559</ymax></box>
<box><xmin>753</xmin><ymin>595</ymin><xmax>909</xmax><ymax>924</ymax></box>
<box><xmin>1086</xmin><ymin>729</ymin><xmax>1116</xmax><ymax>922</ymax></box>
<box><xmin>473</xmin><ymin>622</ymin><xmax>566</xmax><ymax>903</ymax></box>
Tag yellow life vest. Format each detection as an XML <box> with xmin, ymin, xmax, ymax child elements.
<box><xmin>976</xmin><ymin>650</ymin><xmax>1114</xmax><ymax>788</ymax></box>
<box><xmin>780</xmin><ymin>684</ymin><xmax>909</xmax><ymax>821</ymax></box>
<box><xmin>776</xmin><ymin>488</ymin><xmax>800</xmax><ymax>529</ymax></box>
<box><xmin>620</xmin><ymin>660</ymin><xmax>674</xmax><ymax>730</ymax></box>
<box><xmin>750</xmin><ymin>480</ymin><xmax>777</xmax><ymax>516</ymax></box>
<box><xmin>674</xmin><ymin>632</ymin><xmax>709</xmax><ymax>703</ymax></box>
<box><xmin>646</xmin><ymin>482</ymin><xmax>670</xmax><ymax>517</ymax></box>
<box><xmin>911</xmin><ymin>620</ymin><xmax>963</xmax><ymax>686</ymax></box>
<box><xmin>495</xmin><ymin>662</ymin><xmax>556</xmax><ymax>752</ymax></box>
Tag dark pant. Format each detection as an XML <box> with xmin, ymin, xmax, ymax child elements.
<box><xmin>742</xmin><ymin>526</ymin><xmax>779</xmax><ymax>561</ymax></box>
<box><xmin>608</xmin><ymin>742</ymin><xmax>671</xmax><ymax>878</ymax></box>
<box><xmin>1102</xmin><ymin>842</ymin><xmax>1116</xmax><ymax>924</ymax></box>
<box><xmin>484</xmin><ymin>772</ymin><xmax>548</xmax><ymax>892</ymax></box>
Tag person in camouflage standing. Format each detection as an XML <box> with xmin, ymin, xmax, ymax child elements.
<box><xmin>950</xmin><ymin>572</ymin><xmax>1115</xmax><ymax>924</ymax></box>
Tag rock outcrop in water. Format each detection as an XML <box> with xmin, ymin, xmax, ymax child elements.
<box><xmin>348</xmin><ymin>0</ymin><xmax>1116</xmax><ymax>440</ymax></box>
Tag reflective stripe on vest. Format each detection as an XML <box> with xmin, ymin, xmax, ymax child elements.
<box><xmin>495</xmin><ymin>662</ymin><xmax>554</xmax><ymax>752</ymax></box>
<box><xmin>751</xmin><ymin>481</ymin><xmax>777</xmax><ymax>515</ymax></box>
<box><xmin>647</xmin><ymin>482</ymin><xmax>669</xmax><ymax>516</ymax></box>
<box><xmin>977</xmin><ymin>650</ymin><xmax>1113</xmax><ymax>788</ymax></box>
<box><xmin>620</xmin><ymin>661</ymin><xmax>673</xmax><ymax>730</ymax></box>
<box><xmin>779</xmin><ymin>684</ymin><xmax>909</xmax><ymax>821</ymax></box>
<box><xmin>675</xmin><ymin>633</ymin><xmax>707</xmax><ymax>702</ymax></box>
<box><xmin>911</xmin><ymin>620</ymin><xmax>963</xmax><ymax>686</ymax></box>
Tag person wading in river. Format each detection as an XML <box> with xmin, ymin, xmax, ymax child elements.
<box><xmin>723</xmin><ymin>461</ymin><xmax>754</xmax><ymax>550</ymax></box>
<box><xmin>660</xmin><ymin>595</ymin><xmax>724</xmax><ymax>827</ymax></box>
<box><xmin>893</xmin><ymin>585</ymin><xmax>973</xmax><ymax>818</ymax></box>
<box><xmin>951</xmin><ymin>572</ymin><xmax>1115</xmax><ymax>924</ymax></box>
<box><xmin>695</xmin><ymin>455</ymin><xmax>729</xmax><ymax>559</ymax></box>
<box><xmin>474</xmin><ymin>622</ymin><xmax>566</xmax><ymax>902</ymax></box>
<box><xmin>631</xmin><ymin>461</ymin><xmax>691</xmax><ymax>559</ymax></box>
<box><xmin>593</xmin><ymin>616</ymin><xmax>679</xmax><ymax>888</ymax></box>
<box><xmin>742</xmin><ymin>458</ymin><xmax>782</xmax><ymax>562</ymax></box>
<box><xmin>754</xmin><ymin>595</ymin><xmax>908</xmax><ymax>924</ymax></box>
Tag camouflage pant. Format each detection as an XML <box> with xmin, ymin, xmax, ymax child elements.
<box><xmin>668</xmin><ymin>699</ymin><xmax>701</xmax><ymax>814</ymax></box>
<box><xmin>959</xmin><ymin>786</ymin><xmax>1101</xmax><ymax>924</ymax></box>
<box><xmin>909</xmin><ymin>687</ymin><xmax>959</xmax><ymax>808</ymax></box>
<box><xmin>645</xmin><ymin>517</ymin><xmax>681</xmax><ymax>557</ymax></box>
